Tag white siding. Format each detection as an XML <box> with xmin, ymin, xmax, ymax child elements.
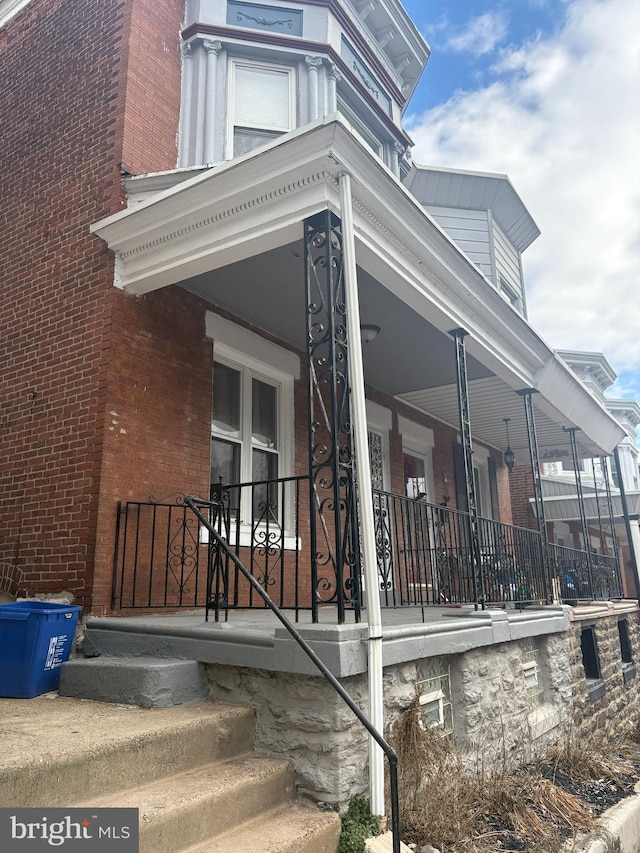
<box><xmin>425</xmin><ymin>206</ymin><xmax>492</xmax><ymax>279</ymax></box>
<box><xmin>493</xmin><ymin>218</ymin><xmax>523</xmax><ymax>303</ymax></box>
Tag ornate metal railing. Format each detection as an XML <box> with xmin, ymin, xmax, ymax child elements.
<box><xmin>112</xmin><ymin>497</ymin><xmax>208</xmax><ymax>610</ymax></box>
<box><xmin>548</xmin><ymin>543</ymin><xmax>622</xmax><ymax>602</ymax></box>
<box><xmin>372</xmin><ymin>490</ymin><xmax>548</xmax><ymax>607</ymax></box>
<box><xmin>112</xmin><ymin>478</ymin><xmax>309</xmax><ymax>615</ymax></box>
<box><xmin>112</xmin><ymin>482</ymin><xmax>624</xmax><ymax>614</ymax></box>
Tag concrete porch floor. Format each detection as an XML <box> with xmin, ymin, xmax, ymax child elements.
<box><xmin>82</xmin><ymin>602</ymin><xmax>578</xmax><ymax>678</ymax></box>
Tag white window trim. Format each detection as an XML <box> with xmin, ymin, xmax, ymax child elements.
<box><xmin>227</xmin><ymin>57</ymin><xmax>296</xmax><ymax>159</ymax></box>
<box><xmin>206</xmin><ymin>313</ymin><xmax>299</xmax><ymax>548</ymax></box>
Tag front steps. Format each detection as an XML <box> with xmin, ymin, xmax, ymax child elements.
<box><xmin>60</xmin><ymin>655</ymin><xmax>209</xmax><ymax>707</ymax></box>
<box><xmin>0</xmin><ymin>697</ymin><xmax>340</xmax><ymax>853</ymax></box>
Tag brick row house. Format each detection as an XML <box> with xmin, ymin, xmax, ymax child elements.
<box><xmin>3</xmin><ymin>0</ymin><xmax>640</xmax><ymax>820</ymax></box>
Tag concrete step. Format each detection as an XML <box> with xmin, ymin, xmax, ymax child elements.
<box><xmin>80</xmin><ymin>753</ymin><xmax>296</xmax><ymax>853</ymax></box>
<box><xmin>59</xmin><ymin>655</ymin><xmax>208</xmax><ymax>707</ymax></box>
<box><xmin>181</xmin><ymin>802</ymin><xmax>341</xmax><ymax>853</ymax></box>
<box><xmin>0</xmin><ymin>697</ymin><xmax>255</xmax><ymax>808</ymax></box>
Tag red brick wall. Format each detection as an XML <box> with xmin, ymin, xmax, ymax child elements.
<box><xmin>120</xmin><ymin>0</ymin><xmax>183</xmax><ymax>174</ymax></box>
<box><xmin>0</xmin><ymin>0</ymin><xmax>184</xmax><ymax>610</ymax></box>
<box><xmin>509</xmin><ymin>465</ymin><xmax>537</xmax><ymax>530</ymax></box>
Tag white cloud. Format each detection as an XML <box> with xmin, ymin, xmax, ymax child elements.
<box><xmin>407</xmin><ymin>0</ymin><xmax>640</xmax><ymax>381</ymax></box>
<box><xmin>444</xmin><ymin>12</ymin><xmax>509</xmax><ymax>56</ymax></box>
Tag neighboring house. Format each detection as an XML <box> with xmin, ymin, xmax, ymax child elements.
<box><xmin>2</xmin><ymin>0</ymin><xmax>639</xmax><ymax>814</ymax></box>
<box><xmin>541</xmin><ymin>350</ymin><xmax>640</xmax><ymax>599</ymax></box>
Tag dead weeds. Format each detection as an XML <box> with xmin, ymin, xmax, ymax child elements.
<box><xmin>388</xmin><ymin>697</ymin><xmax>640</xmax><ymax>853</ymax></box>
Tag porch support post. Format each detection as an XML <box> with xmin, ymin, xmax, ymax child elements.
<box><xmin>592</xmin><ymin>461</ymin><xmax>606</xmax><ymax>554</ymax></box>
<box><xmin>304</xmin><ymin>210</ymin><xmax>361</xmax><ymax>625</ymax></box>
<box><xmin>564</xmin><ymin>427</ymin><xmax>594</xmax><ymax>595</ymax></box>
<box><xmin>339</xmin><ymin>172</ymin><xmax>385</xmax><ymax>819</ymax></box>
<box><xmin>449</xmin><ymin>329</ymin><xmax>485</xmax><ymax>608</ymax></box>
<box><xmin>613</xmin><ymin>446</ymin><xmax>640</xmax><ymax>596</ymax></box>
<box><xmin>600</xmin><ymin>456</ymin><xmax>621</xmax><ymax>565</ymax></box>
<box><xmin>518</xmin><ymin>389</ymin><xmax>553</xmax><ymax>602</ymax></box>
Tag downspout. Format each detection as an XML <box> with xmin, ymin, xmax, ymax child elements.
<box><xmin>339</xmin><ymin>172</ymin><xmax>386</xmax><ymax>819</ymax></box>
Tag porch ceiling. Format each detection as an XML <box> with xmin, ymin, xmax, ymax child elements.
<box><xmin>91</xmin><ymin>116</ymin><xmax>625</xmax><ymax>458</ymax></box>
<box><xmin>183</xmin><ymin>244</ymin><xmax>604</xmax><ymax>460</ymax></box>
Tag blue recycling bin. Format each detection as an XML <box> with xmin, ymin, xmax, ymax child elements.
<box><xmin>0</xmin><ymin>601</ymin><xmax>82</xmax><ymax>698</ymax></box>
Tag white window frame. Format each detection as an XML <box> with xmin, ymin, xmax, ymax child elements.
<box><xmin>206</xmin><ymin>313</ymin><xmax>299</xmax><ymax>547</ymax></box>
<box><xmin>227</xmin><ymin>58</ymin><xmax>296</xmax><ymax>159</ymax></box>
<box><xmin>522</xmin><ymin>645</ymin><xmax>545</xmax><ymax>708</ymax></box>
<box><xmin>416</xmin><ymin>670</ymin><xmax>453</xmax><ymax>736</ymax></box>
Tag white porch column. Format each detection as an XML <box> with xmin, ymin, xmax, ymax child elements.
<box><xmin>203</xmin><ymin>40</ymin><xmax>222</xmax><ymax>164</ymax></box>
<box><xmin>305</xmin><ymin>56</ymin><xmax>323</xmax><ymax>122</ymax></box>
<box><xmin>179</xmin><ymin>41</ymin><xmax>194</xmax><ymax>167</ymax></box>
<box><xmin>339</xmin><ymin>172</ymin><xmax>385</xmax><ymax>819</ymax></box>
<box><xmin>326</xmin><ymin>62</ymin><xmax>342</xmax><ymax>114</ymax></box>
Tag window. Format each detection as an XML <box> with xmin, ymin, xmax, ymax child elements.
<box><xmin>404</xmin><ymin>451</ymin><xmax>428</xmax><ymax>501</ymax></box>
<box><xmin>212</xmin><ymin>359</ymin><xmax>282</xmax><ymax>516</ymax></box>
<box><xmin>417</xmin><ymin>671</ymin><xmax>453</xmax><ymax>737</ymax></box>
<box><xmin>498</xmin><ymin>275</ymin><xmax>522</xmax><ymax>311</ymax></box>
<box><xmin>336</xmin><ymin>95</ymin><xmax>383</xmax><ymax>157</ymax></box>
<box><xmin>580</xmin><ymin>624</ymin><xmax>606</xmax><ymax>701</ymax></box>
<box><xmin>206</xmin><ymin>312</ymin><xmax>299</xmax><ymax>537</ymax></box>
<box><xmin>618</xmin><ymin>619</ymin><xmax>633</xmax><ymax>665</ymax></box>
<box><xmin>522</xmin><ymin>645</ymin><xmax>544</xmax><ymax>708</ymax></box>
<box><xmin>229</xmin><ymin>60</ymin><xmax>295</xmax><ymax>157</ymax></box>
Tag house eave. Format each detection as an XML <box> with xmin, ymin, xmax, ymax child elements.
<box><xmin>91</xmin><ymin>116</ymin><xmax>625</xmax><ymax>457</ymax></box>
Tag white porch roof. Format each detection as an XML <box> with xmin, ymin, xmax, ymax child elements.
<box><xmin>91</xmin><ymin>116</ymin><xmax>625</xmax><ymax>459</ymax></box>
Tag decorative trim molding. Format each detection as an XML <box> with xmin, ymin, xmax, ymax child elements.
<box><xmin>119</xmin><ymin>169</ymin><xmax>337</xmax><ymax>260</ymax></box>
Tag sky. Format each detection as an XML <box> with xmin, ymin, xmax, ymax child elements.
<box><xmin>398</xmin><ymin>0</ymin><xmax>640</xmax><ymax>403</ymax></box>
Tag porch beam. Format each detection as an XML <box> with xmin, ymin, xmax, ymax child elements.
<box><xmin>518</xmin><ymin>389</ymin><xmax>553</xmax><ymax>602</ymax></box>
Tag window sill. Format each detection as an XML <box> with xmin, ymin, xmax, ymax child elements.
<box><xmin>200</xmin><ymin>524</ymin><xmax>300</xmax><ymax>551</ymax></box>
<box><xmin>586</xmin><ymin>678</ymin><xmax>606</xmax><ymax>702</ymax></box>
<box><xmin>623</xmin><ymin>662</ymin><xmax>636</xmax><ymax>683</ymax></box>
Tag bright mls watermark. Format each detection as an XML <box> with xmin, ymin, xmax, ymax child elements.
<box><xmin>0</xmin><ymin>809</ymin><xmax>138</xmax><ymax>850</ymax></box>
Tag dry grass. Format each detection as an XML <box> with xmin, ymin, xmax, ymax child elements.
<box><xmin>387</xmin><ymin>697</ymin><xmax>640</xmax><ymax>853</ymax></box>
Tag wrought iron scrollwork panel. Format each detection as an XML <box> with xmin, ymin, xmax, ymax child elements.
<box><xmin>305</xmin><ymin>210</ymin><xmax>361</xmax><ymax>623</ymax></box>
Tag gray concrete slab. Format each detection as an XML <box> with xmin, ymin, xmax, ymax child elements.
<box><xmin>60</xmin><ymin>656</ymin><xmax>208</xmax><ymax>707</ymax></box>
<box><xmin>81</xmin><ymin>604</ymin><xmax>572</xmax><ymax>678</ymax></box>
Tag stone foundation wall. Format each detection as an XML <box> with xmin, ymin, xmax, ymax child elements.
<box><xmin>568</xmin><ymin>608</ymin><xmax>640</xmax><ymax>739</ymax></box>
<box><xmin>206</xmin><ymin>609</ymin><xmax>640</xmax><ymax>806</ymax></box>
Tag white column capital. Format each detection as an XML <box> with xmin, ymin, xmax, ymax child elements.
<box><xmin>305</xmin><ymin>55</ymin><xmax>323</xmax><ymax>71</ymax></box>
<box><xmin>202</xmin><ymin>39</ymin><xmax>222</xmax><ymax>55</ymax></box>
<box><xmin>327</xmin><ymin>61</ymin><xmax>343</xmax><ymax>84</ymax></box>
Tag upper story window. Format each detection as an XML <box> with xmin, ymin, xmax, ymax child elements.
<box><xmin>229</xmin><ymin>60</ymin><xmax>295</xmax><ymax>157</ymax></box>
<box><xmin>498</xmin><ymin>275</ymin><xmax>522</xmax><ymax>312</ymax></box>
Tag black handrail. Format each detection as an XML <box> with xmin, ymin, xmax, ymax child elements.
<box><xmin>184</xmin><ymin>495</ymin><xmax>401</xmax><ymax>853</ymax></box>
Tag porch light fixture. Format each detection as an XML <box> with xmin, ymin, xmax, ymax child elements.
<box><xmin>503</xmin><ymin>418</ymin><xmax>516</xmax><ymax>473</ymax></box>
<box><xmin>360</xmin><ymin>324</ymin><xmax>380</xmax><ymax>344</ymax></box>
